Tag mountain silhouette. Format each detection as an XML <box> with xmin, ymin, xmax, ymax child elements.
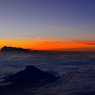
<box><xmin>0</xmin><ymin>46</ymin><xmax>31</xmax><ymax>52</ymax></box>
<box><xmin>0</xmin><ymin>65</ymin><xmax>59</xmax><ymax>95</ymax></box>
<box><xmin>4</xmin><ymin>65</ymin><xmax>59</xmax><ymax>83</ymax></box>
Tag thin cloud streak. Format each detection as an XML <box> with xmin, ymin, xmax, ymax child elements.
<box><xmin>48</xmin><ymin>25</ymin><xmax>78</xmax><ymax>32</ymax></box>
<box><xmin>48</xmin><ymin>25</ymin><xmax>95</xmax><ymax>41</ymax></box>
<box><xmin>16</xmin><ymin>34</ymin><xmax>95</xmax><ymax>42</ymax></box>
<box><xmin>16</xmin><ymin>36</ymin><xmax>59</xmax><ymax>42</ymax></box>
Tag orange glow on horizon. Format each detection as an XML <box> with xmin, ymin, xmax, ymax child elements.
<box><xmin>0</xmin><ymin>39</ymin><xmax>95</xmax><ymax>51</ymax></box>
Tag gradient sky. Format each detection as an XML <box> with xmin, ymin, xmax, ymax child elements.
<box><xmin>0</xmin><ymin>0</ymin><xmax>95</xmax><ymax>50</ymax></box>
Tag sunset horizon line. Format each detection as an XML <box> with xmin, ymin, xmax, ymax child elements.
<box><xmin>0</xmin><ymin>38</ymin><xmax>95</xmax><ymax>52</ymax></box>
<box><xmin>0</xmin><ymin>45</ymin><xmax>95</xmax><ymax>52</ymax></box>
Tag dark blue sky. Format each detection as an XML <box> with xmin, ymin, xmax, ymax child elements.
<box><xmin>0</xmin><ymin>0</ymin><xmax>95</xmax><ymax>41</ymax></box>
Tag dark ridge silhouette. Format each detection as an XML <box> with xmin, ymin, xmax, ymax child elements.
<box><xmin>0</xmin><ymin>46</ymin><xmax>31</xmax><ymax>52</ymax></box>
<box><xmin>0</xmin><ymin>65</ymin><xmax>59</xmax><ymax>95</ymax></box>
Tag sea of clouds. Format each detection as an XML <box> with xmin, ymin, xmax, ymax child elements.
<box><xmin>0</xmin><ymin>52</ymin><xmax>95</xmax><ymax>95</ymax></box>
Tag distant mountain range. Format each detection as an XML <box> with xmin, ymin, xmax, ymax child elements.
<box><xmin>0</xmin><ymin>46</ymin><xmax>31</xmax><ymax>52</ymax></box>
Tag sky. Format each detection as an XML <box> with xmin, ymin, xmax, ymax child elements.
<box><xmin>0</xmin><ymin>0</ymin><xmax>95</xmax><ymax>51</ymax></box>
